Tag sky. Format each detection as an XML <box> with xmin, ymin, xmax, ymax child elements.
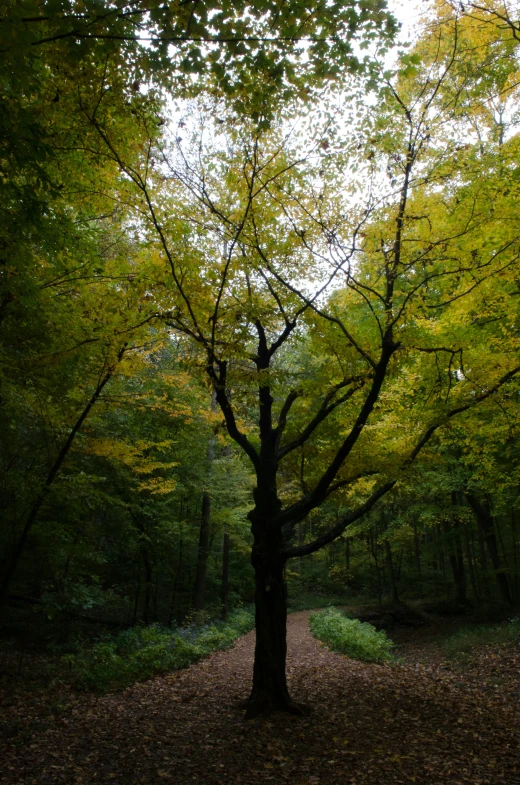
<box><xmin>388</xmin><ymin>0</ymin><xmax>432</xmax><ymax>46</ymax></box>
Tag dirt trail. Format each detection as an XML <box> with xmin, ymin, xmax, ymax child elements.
<box><xmin>2</xmin><ymin>611</ymin><xmax>519</xmax><ymax>785</ymax></box>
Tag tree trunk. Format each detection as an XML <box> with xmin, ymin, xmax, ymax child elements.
<box><xmin>193</xmin><ymin>393</ymin><xmax>217</xmax><ymax>611</ymax></box>
<box><xmin>132</xmin><ymin>573</ymin><xmax>141</xmax><ymax>625</ymax></box>
<box><xmin>247</xmin><ymin>552</ymin><xmax>289</xmax><ymax>717</ymax></box>
<box><xmin>297</xmin><ymin>522</ymin><xmax>303</xmax><ymax>575</ymax></box>
<box><xmin>462</xmin><ymin>519</ymin><xmax>480</xmax><ymax>603</ymax></box>
<box><xmin>168</xmin><ymin>538</ymin><xmax>183</xmax><ymax>626</ymax></box>
<box><xmin>370</xmin><ymin>528</ymin><xmax>383</xmax><ymax>610</ymax></box>
<box><xmin>453</xmin><ymin>491</ymin><xmax>479</xmax><ymax>603</ymax></box>
<box><xmin>512</xmin><ymin>508</ymin><xmax>518</xmax><ymax>602</ymax></box>
<box><xmin>142</xmin><ymin>550</ymin><xmax>153</xmax><ymax>625</ymax></box>
<box><xmin>0</xmin><ymin>354</ymin><xmax>122</xmax><ymax>608</ymax></box>
<box><xmin>221</xmin><ymin>532</ymin><xmax>230</xmax><ymax>619</ymax></box>
<box><xmin>430</xmin><ymin>528</ymin><xmax>438</xmax><ymax>574</ymax></box>
<box><xmin>412</xmin><ymin>521</ymin><xmax>421</xmax><ymax>575</ymax></box>
<box><xmin>244</xmin><ymin>499</ymin><xmax>304</xmax><ymax>719</ymax></box>
<box><xmin>443</xmin><ymin>517</ymin><xmax>466</xmax><ymax>603</ymax></box>
<box><xmin>193</xmin><ymin>491</ymin><xmax>211</xmax><ymax>611</ymax></box>
<box><xmin>466</xmin><ymin>493</ymin><xmax>512</xmax><ymax>605</ymax></box>
<box><xmin>476</xmin><ymin>518</ymin><xmax>490</xmax><ymax>597</ymax></box>
<box><xmin>384</xmin><ymin>539</ymin><xmax>400</xmax><ymax>605</ymax></box>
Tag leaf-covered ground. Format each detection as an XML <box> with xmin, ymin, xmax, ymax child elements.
<box><xmin>1</xmin><ymin>611</ymin><xmax>520</xmax><ymax>785</ymax></box>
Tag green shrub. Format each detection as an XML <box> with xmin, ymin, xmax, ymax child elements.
<box><xmin>67</xmin><ymin>607</ymin><xmax>254</xmax><ymax>693</ymax></box>
<box><xmin>309</xmin><ymin>607</ymin><xmax>394</xmax><ymax>664</ymax></box>
<box><xmin>443</xmin><ymin>617</ymin><xmax>520</xmax><ymax>658</ymax></box>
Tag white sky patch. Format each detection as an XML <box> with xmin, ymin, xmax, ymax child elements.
<box><xmin>388</xmin><ymin>0</ymin><xmax>431</xmax><ymax>44</ymax></box>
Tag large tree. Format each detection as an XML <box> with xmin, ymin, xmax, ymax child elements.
<box><xmin>4</xmin><ymin>0</ymin><xmax>520</xmax><ymax>714</ymax></box>
<box><xmin>79</xmin><ymin>0</ymin><xmax>520</xmax><ymax>715</ymax></box>
<box><xmin>0</xmin><ymin>0</ymin><xmax>396</xmax><ymax>610</ymax></box>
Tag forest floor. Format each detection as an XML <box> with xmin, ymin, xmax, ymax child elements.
<box><xmin>1</xmin><ymin>610</ymin><xmax>520</xmax><ymax>785</ymax></box>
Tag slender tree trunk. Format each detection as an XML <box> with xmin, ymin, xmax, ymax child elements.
<box><xmin>132</xmin><ymin>573</ymin><xmax>141</xmax><ymax>625</ymax></box>
<box><xmin>438</xmin><ymin>530</ymin><xmax>447</xmax><ymax>585</ymax></box>
<box><xmin>494</xmin><ymin>504</ymin><xmax>511</xmax><ymax>596</ymax></box>
<box><xmin>176</xmin><ymin>541</ymin><xmax>186</xmax><ymax>624</ymax></box>
<box><xmin>443</xmin><ymin>517</ymin><xmax>466</xmax><ymax>603</ymax></box>
<box><xmin>370</xmin><ymin>529</ymin><xmax>383</xmax><ymax>610</ymax></box>
<box><xmin>477</xmin><ymin>520</ymin><xmax>488</xmax><ymax>576</ymax></box>
<box><xmin>167</xmin><ymin>582</ymin><xmax>176</xmax><ymax>628</ymax></box>
<box><xmin>462</xmin><ymin>520</ymin><xmax>480</xmax><ymax>603</ymax></box>
<box><xmin>430</xmin><ymin>528</ymin><xmax>438</xmax><ymax>574</ymax></box>
<box><xmin>345</xmin><ymin>538</ymin><xmax>350</xmax><ymax>572</ymax></box>
<box><xmin>221</xmin><ymin>533</ymin><xmax>230</xmax><ymax>619</ymax></box>
<box><xmin>466</xmin><ymin>493</ymin><xmax>512</xmax><ymax>605</ymax></box>
<box><xmin>453</xmin><ymin>491</ymin><xmax>479</xmax><ymax>604</ymax></box>
<box><xmin>413</xmin><ymin>521</ymin><xmax>421</xmax><ymax>576</ymax></box>
<box><xmin>193</xmin><ymin>393</ymin><xmax>217</xmax><ymax>611</ymax></box>
<box><xmin>384</xmin><ymin>539</ymin><xmax>400</xmax><ymax>605</ymax></box>
<box><xmin>0</xmin><ymin>351</ymin><xmax>123</xmax><ymax>608</ymax></box>
<box><xmin>396</xmin><ymin>545</ymin><xmax>404</xmax><ymax>583</ymax></box>
<box><xmin>512</xmin><ymin>508</ymin><xmax>518</xmax><ymax>602</ymax></box>
<box><xmin>297</xmin><ymin>522</ymin><xmax>303</xmax><ymax>575</ymax></box>
<box><xmin>193</xmin><ymin>491</ymin><xmax>211</xmax><ymax>611</ymax></box>
<box><xmin>168</xmin><ymin>538</ymin><xmax>183</xmax><ymax>627</ymax></box>
<box><xmin>143</xmin><ymin>550</ymin><xmax>153</xmax><ymax>625</ymax></box>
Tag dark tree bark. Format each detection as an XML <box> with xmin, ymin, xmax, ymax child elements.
<box><xmin>132</xmin><ymin>573</ymin><xmax>141</xmax><ymax>625</ymax></box>
<box><xmin>297</xmin><ymin>522</ymin><xmax>303</xmax><ymax>575</ymax></box>
<box><xmin>452</xmin><ymin>491</ymin><xmax>480</xmax><ymax>603</ymax></box>
<box><xmin>221</xmin><ymin>533</ymin><xmax>230</xmax><ymax>619</ymax></box>
<box><xmin>168</xmin><ymin>537</ymin><xmax>183</xmax><ymax>626</ymax></box>
<box><xmin>193</xmin><ymin>393</ymin><xmax>217</xmax><ymax>612</ymax></box>
<box><xmin>384</xmin><ymin>539</ymin><xmax>400</xmax><ymax>605</ymax></box>
<box><xmin>247</xmin><ymin>519</ymin><xmax>292</xmax><ymax>717</ymax></box>
<box><xmin>511</xmin><ymin>508</ymin><xmax>518</xmax><ymax>602</ymax></box>
<box><xmin>465</xmin><ymin>493</ymin><xmax>513</xmax><ymax>605</ymax></box>
<box><xmin>131</xmin><ymin>514</ymin><xmax>154</xmax><ymax>624</ymax></box>
<box><xmin>0</xmin><ymin>349</ymin><xmax>125</xmax><ymax>608</ymax></box>
<box><xmin>142</xmin><ymin>549</ymin><xmax>153</xmax><ymax>625</ymax></box>
<box><xmin>462</xmin><ymin>522</ymin><xmax>480</xmax><ymax>603</ymax></box>
<box><xmin>193</xmin><ymin>491</ymin><xmax>211</xmax><ymax>611</ymax></box>
<box><xmin>443</xmin><ymin>515</ymin><xmax>466</xmax><ymax>603</ymax></box>
<box><xmin>370</xmin><ymin>528</ymin><xmax>383</xmax><ymax>611</ymax></box>
<box><xmin>437</xmin><ymin>525</ymin><xmax>447</xmax><ymax>585</ymax></box>
<box><xmin>412</xmin><ymin>521</ymin><xmax>421</xmax><ymax>576</ymax></box>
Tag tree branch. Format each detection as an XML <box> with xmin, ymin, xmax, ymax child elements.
<box><xmin>283</xmin><ymin>480</ymin><xmax>396</xmax><ymax>559</ymax></box>
<box><xmin>206</xmin><ymin>360</ymin><xmax>260</xmax><ymax>472</ymax></box>
<box><xmin>277</xmin><ymin>375</ymin><xmax>367</xmax><ymax>460</ymax></box>
<box><xmin>276</xmin><ymin>340</ymin><xmax>397</xmax><ymax>527</ymax></box>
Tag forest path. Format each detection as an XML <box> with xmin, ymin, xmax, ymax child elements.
<box><xmin>2</xmin><ymin>610</ymin><xmax>520</xmax><ymax>785</ymax></box>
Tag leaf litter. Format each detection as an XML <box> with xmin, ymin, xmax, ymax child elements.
<box><xmin>1</xmin><ymin>611</ymin><xmax>519</xmax><ymax>785</ymax></box>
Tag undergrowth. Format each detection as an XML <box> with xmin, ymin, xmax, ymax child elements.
<box><xmin>309</xmin><ymin>607</ymin><xmax>394</xmax><ymax>664</ymax></box>
<box><xmin>62</xmin><ymin>607</ymin><xmax>254</xmax><ymax>693</ymax></box>
<box><xmin>442</xmin><ymin>617</ymin><xmax>520</xmax><ymax>657</ymax></box>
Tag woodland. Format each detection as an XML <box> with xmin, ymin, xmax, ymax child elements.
<box><xmin>1</xmin><ymin>0</ymin><xmax>520</xmax><ymax>782</ymax></box>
